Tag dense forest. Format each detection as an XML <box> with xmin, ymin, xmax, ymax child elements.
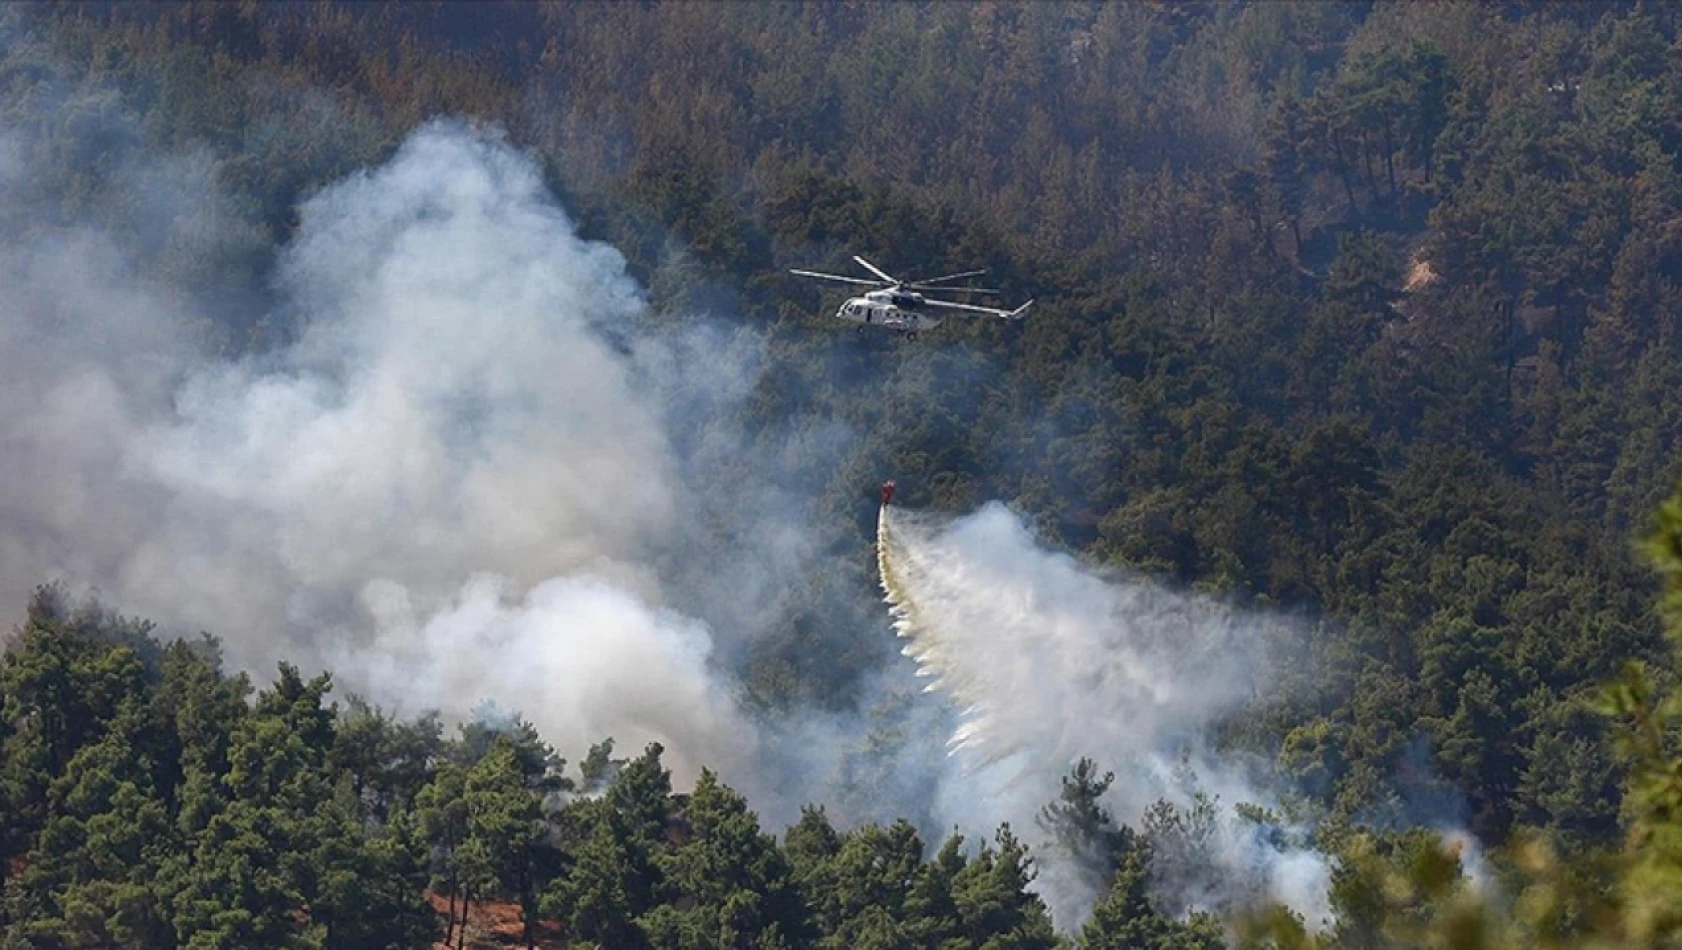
<box><xmin>7</xmin><ymin>0</ymin><xmax>1682</xmax><ymax>946</ymax></box>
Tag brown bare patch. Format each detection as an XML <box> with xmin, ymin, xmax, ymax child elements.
<box><xmin>1403</xmin><ymin>257</ymin><xmax>1438</xmax><ymax>293</ymax></box>
<box><xmin>426</xmin><ymin>891</ymin><xmax>566</xmax><ymax>949</ymax></box>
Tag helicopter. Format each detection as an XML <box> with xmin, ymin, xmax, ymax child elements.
<box><xmin>790</xmin><ymin>255</ymin><xmax>1032</xmax><ymax>340</ymax></box>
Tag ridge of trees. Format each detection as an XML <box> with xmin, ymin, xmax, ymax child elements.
<box><xmin>0</xmin><ymin>586</ymin><xmax>1069</xmax><ymax>947</ymax></box>
<box><xmin>7</xmin><ymin>481</ymin><xmax>1682</xmax><ymax>946</ymax></box>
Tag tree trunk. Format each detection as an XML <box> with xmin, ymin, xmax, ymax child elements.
<box><xmin>1503</xmin><ymin>299</ymin><xmax>1516</xmax><ymax>407</ymax></box>
<box><xmin>523</xmin><ymin>870</ymin><xmax>537</xmax><ymax>950</ymax></box>
<box><xmin>1332</xmin><ymin>136</ymin><xmax>1358</xmax><ymax>213</ymax></box>
<box><xmin>458</xmin><ymin>896</ymin><xmax>470</xmax><ymax>950</ymax></box>
<box><xmin>1360</xmin><ymin>134</ymin><xmax>1379</xmax><ymax>198</ymax></box>
<box><xmin>1383</xmin><ymin>123</ymin><xmax>1397</xmax><ymax>199</ymax></box>
<box><xmin>446</xmin><ymin>885</ymin><xmax>458</xmax><ymax>944</ymax></box>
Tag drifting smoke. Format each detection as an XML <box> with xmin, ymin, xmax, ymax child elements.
<box><xmin>878</xmin><ymin>502</ymin><xmax>1334</xmax><ymax>929</ymax></box>
<box><xmin>0</xmin><ymin>101</ymin><xmax>763</xmax><ymax>781</ymax></box>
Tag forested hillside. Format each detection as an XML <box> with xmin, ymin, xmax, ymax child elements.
<box><xmin>6</xmin><ymin>1</ymin><xmax>1682</xmax><ymax>946</ymax></box>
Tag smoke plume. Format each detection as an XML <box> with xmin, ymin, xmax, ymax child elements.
<box><xmin>0</xmin><ymin>100</ymin><xmax>766</xmax><ymax>780</ymax></box>
<box><xmin>878</xmin><ymin>501</ymin><xmax>1334</xmax><ymax>928</ymax></box>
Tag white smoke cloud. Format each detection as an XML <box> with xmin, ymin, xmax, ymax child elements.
<box><xmin>879</xmin><ymin>502</ymin><xmax>1333</xmax><ymax>929</ymax></box>
<box><xmin>0</xmin><ymin>104</ymin><xmax>759</xmax><ymax>783</ymax></box>
<box><xmin>343</xmin><ymin>573</ymin><xmax>752</xmax><ymax>779</ymax></box>
<box><xmin>126</xmin><ymin>123</ymin><xmax>678</xmax><ymax>639</ymax></box>
<box><xmin>0</xmin><ymin>193</ymin><xmax>204</xmax><ymax>629</ymax></box>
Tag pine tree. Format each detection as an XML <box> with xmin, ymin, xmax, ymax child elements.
<box><xmin>1081</xmin><ymin>847</ymin><xmax>1223</xmax><ymax>950</ymax></box>
<box><xmin>1037</xmin><ymin>758</ymin><xmax>1137</xmax><ymax>904</ymax></box>
<box><xmin>646</xmin><ymin>768</ymin><xmax>808</xmax><ymax>948</ymax></box>
<box><xmin>949</xmin><ymin>825</ymin><xmax>1058</xmax><ymax>949</ymax></box>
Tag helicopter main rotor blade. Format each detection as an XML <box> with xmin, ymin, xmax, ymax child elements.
<box><xmin>905</xmin><ymin>283</ymin><xmax>1000</xmax><ymax>295</ymax></box>
<box><xmin>922</xmin><ymin>296</ymin><xmax>1032</xmax><ymax>319</ymax></box>
<box><xmin>907</xmin><ymin>268</ymin><xmax>989</xmax><ymax>287</ymax></box>
<box><xmin>852</xmin><ymin>256</ymin><xmax>898</xmax><ymax>284</ymax></box>
<box><xmin>789</xmin><ymin>269</ymin><xmax>885</xmax><ymax>287</ymax></box>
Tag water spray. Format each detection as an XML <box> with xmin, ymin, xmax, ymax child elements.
<box><xmin>873</xmin><ymin>491</ymin><xmax>1337</xmax><ymax>929</ymax></box>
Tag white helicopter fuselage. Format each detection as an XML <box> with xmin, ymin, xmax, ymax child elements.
<box><xmin>836</xmin><ymin>289</ymin><xmax>945</xmax><ymax>333</ymax></box>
